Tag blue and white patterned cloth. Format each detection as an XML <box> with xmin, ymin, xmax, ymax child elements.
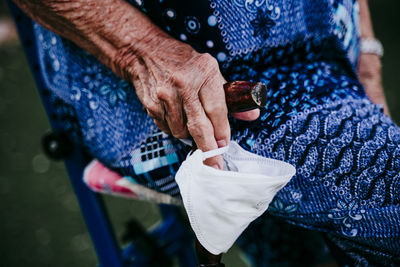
<box><xmin>12</xmin><ymin>0</ymin><xmax>400</xmax><ymax>265</ymax></box>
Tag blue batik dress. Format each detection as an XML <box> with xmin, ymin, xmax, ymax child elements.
<box><xmin>12</xmin><ymin>0</ymin><xmax>400</xmax><ymax>265</ymax></box>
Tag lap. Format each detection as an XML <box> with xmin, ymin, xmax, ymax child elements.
<box><xmin>230</xmin><ymin>61</ymin><xmax>400</xmax><ymax>247</ymax></box>
<box><xmin>23</xmin><ymin>15</ymin><xmax>399</xmax><ymax>266</ymax></box>
<box><xmin>247</xmin><ymin>97</ymin><xmax>400</xmax><ymax>264</ymax></box>
<box><xmin>232</xmin><ymin>85</ymin><xmax>400</xmax><ymax>265</ymax></box>
<box><xmin>49</xmin><ymin>59</ymin><xmax>400</xmax><ymax>264</ymax></box>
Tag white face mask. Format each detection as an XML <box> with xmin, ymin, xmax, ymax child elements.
<box><xmin>175</xmin><ymin>141</ymin><xmax>296</xmax><ymax>255</ymax></box>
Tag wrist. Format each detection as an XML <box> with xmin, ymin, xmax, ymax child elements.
<box><xmin>109</xmin><ymin>27</ymin><xmax>172</xmax><ymax>80</ymax></box>
<box><xmin>82</xmin><ymin>1</ymin><xmax>172</xmax><ymax>78</ymax></box>
<box><xmin>117</xmin><ymin>34</ymin><xmax>199</xmax><ymax>82</ymax></box>
<box><xmin>358</xmin><ymin>53</ymin><xmax>382</xmax><ymax>80</ymax></box>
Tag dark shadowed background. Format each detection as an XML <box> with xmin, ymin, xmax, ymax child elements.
<box><xmin>0</xmin><ymin>1</ymin><xmax>399</xmax><ymax>266</ymax></box>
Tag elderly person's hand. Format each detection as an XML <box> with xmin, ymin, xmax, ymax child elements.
<box><xmin>123</xmin><ymin>38</ymin><xmax>260</xmax><ymax>169</ymax></box>
<box><xmin>14</xmin><ymin>0</ymin><xmax>259</xmax><ymax>169</ymax></box>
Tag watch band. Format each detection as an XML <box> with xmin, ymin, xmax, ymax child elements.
<box><xmin>360</xmin><ymin>38</ymin><xmax>384</xmax><ymax>57</ymax></box>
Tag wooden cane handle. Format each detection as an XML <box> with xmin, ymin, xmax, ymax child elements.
<box><xmin>224</xmin><ymin>81</ymin><xmax>267</xmax><ymax>113</ymax></box>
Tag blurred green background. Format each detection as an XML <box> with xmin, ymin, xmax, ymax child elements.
<box><xmin>0</xmin><ymin>1</ymin><xmax>399</xmax><ymax>266</ymax></box>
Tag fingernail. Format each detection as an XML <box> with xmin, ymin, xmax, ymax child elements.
<box><xmin>217</xmin><ymin>140</ymin><xmax>227</xmax><ymax>148</ymax></box>
<box><xmin>212</xmin><ymin>164</ymin><xmax>221</xmax><ymax>170</ymax></box>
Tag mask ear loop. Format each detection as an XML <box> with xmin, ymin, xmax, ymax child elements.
<box><xmin>201</xmin><ymin>145</ymin><xmax>230</xmax><ymax>161</ymax></box>
<box><xmin>179</xmin><ymin>138</ymin><xmax>193</xmax><ymax>146</ymax></box>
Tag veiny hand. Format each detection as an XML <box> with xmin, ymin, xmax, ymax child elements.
<box><xmin>357</xmin><ymin>53</ymin><xmax>390</xmax><ymax>116</ymax></box>
<box><xmin>13</xmin><ymin>0</ymin><xmax>259</xmax><ymax>169</ymax></box>
<box><xmin>124</xmin><ymin>38</ymin><xmax>259</xmax><ymax>169</ymax></box>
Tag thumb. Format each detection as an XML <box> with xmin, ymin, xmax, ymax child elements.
<box><xmin>231</xmin><ymin>109</ymin><xmax>260</xmax><ymax>121</ymax></box>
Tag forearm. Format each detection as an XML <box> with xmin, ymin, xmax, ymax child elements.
<box><xmin>12</xmin><ymin>0</ymin><xmax>180</xmax><ymax>80</ymax></box>
<box><xmin>358</xmin><ymin>0</ymin><xmax>381</xmax><ymax>80</ymax></box>
<box><xmin>358</xmin><ymin>0</ymin><xmax>375</xmax><ymax>38</ymax></box>
<box><xmin>357</xmin><ymin>0</ymin><xmax>388</xmax><ymax>114</ymax></box>
<box><xmin>13</xmin><ymin>0</ymin><xmax>235</xmax><ymax>167</ymax></box>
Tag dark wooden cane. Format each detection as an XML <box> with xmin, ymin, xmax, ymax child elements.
<box><xmin>194</xmin><ymin>81</ymin><xmax>267</xmax><ymax>267</ymax></box>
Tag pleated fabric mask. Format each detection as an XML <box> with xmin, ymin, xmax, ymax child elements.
<box><xmin>175</xmin><ymin>141</ymin><xmax>296</xmax><ymax>255</ymax></box>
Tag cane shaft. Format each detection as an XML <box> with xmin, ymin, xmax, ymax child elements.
<box><xmin>195</xmin><ymin>80</ymin><xmax>267</xmax><ymax>267</ymax></box>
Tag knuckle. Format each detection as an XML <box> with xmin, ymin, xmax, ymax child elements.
<box><xmin>142</xmin><ymin>97</ymin><xmax>152</xmax><ymax>112</ymax></box>
<box><xmin>145</xmin><ymin>102</ymin><xmax>162</xmax><ymax>118</ymax></box>
<box><xmin>197</xmin><ymin>53</ymin><xmax>218</xmax><ymax>68</ymax></box>
<box><xmin>155</xmin><ymin>86</ymin><xmax>173</xmax><ymax>102</ymax></box>
<box><xmin>205</xmin><ymin>101</ymin><xmax>227</xmax><ymax>115</ymax></box>
<box><xmin>166</xmin><ymin>73</ymin><xmax>195</xmax><ymax>100</ymax></box>
<box><xmin>218</xmin><ymin>131</ymin><xmax>230</xmax><ymax>142</ymax></box>
<box><xmin>167</xmin><ymin>118</ymin><xmax>187</xmax><ymax>137</ymax></box>
<box><xmin>145</xmin><ymin>102</ymin><xmax>158</xmax><ymax>113</ymax></box>
<box><xmin>185</xmin><ymin>119</ymin><xmax>197</xmax><ymax>132</ymax></box>
<box><xmin>141</xmin><ymin>94</ymin><xmax>153</xmax><ymax>107</ymax></box>
<box><xmin>191</xmin><ymin>53</ymin><xmax>220</xmax><ymax>79</ymax></box>
<box><xmin>187</xmin><ymin>118</ymin><xmax>207</xmax><ymax>135</ymax></box>
<box><xmin>154</xmin><ymin>120</ymin><xmax>170</xmax><ymax>133</ymax></box>
<box><xmin>171</xmin><ymin>127</ymin><xmax>188</xmax><ymax>139</ymax></box>
<box><xmin>183</xmin><ymin>98</ymin><xmax>201</xmax><ymax>112</ymax></box>
<box><xmin>167</xmin><ymin>72</ymin><xmax>186</xmax><ymax>89</ymax></box>
<box><xmin>215</xmin><ymin>121</ymin><xmax>230</xmax><ymax>139</ymax></box>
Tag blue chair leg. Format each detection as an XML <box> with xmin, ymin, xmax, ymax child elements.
<box><xmin>8</xmin><ymin>4</ymin><xmax>124</xmax><ymax>266</ymax></box>
<box><xmin>64</xmin><ymin>145</ymin><xmax>124</xmax><ymax>267</ymax></box>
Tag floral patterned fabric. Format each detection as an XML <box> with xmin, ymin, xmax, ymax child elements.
<box><xmin>11</xmin><ymin>0</ymin><xmax>400</xmax><ymax>266</ymax></box>
<box><xmin>83</xmin><ymin>159</ymin><xmax>182</xmax><ymax>205</ymax></box>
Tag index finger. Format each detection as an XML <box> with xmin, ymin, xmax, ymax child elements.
<box><xmin>183</xmin><ymin>97</ymin><xmax>223</xmax><ymax>169</ymax></box>
<box><xmin>199</xmin><ymin>75</ymin><xmax>231</xmax><ymax>149</ymax></box>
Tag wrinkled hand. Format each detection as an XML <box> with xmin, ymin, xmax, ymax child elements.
<box><xmin>357</xmin><ymin>53</ymin><xmax>390</xmax><ymax>116</ymax></box>
<box><xmin>13</xmin><ymin>0</ymin><xmax>259</xmax><ymax>168</ymax></box>
<box><xmin>126</xmin><ymin>40</ymin><xmax>258</xmax><ymax>169</ymax></box>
